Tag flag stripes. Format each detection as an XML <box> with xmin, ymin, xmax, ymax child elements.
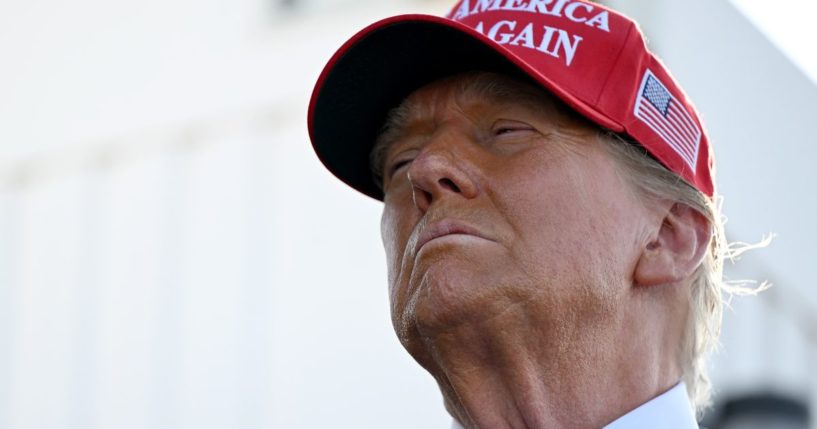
<box><xmin>633</xmin><ymin>70</ymin><xmax>702</xmax><ymax>170</ymax></box>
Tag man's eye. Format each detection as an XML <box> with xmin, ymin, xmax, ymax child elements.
<box><xmin>493</xmin><ymin>121</ymin><xmax>535</xmax><ymax>136</ymax></box>
<box><xmin>496</xmin><ymin>128</ymin><xmax>522</xmax><ymax>135</ymax></box>
<box><xmin>387</xmin><ymin>159</ymin><xmax>412</xmax><ymax>178</ymax></box>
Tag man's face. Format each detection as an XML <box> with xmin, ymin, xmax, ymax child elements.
<box><xmin>378</xmin><ymin>73</ymin><xmax>657</xmax><ymax>368</ymax></box>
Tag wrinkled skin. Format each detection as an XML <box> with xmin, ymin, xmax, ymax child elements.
<box><xmin>378</xmin><ymin>73</ymin><xmax>703</xmax><ymax>429</ymax></box>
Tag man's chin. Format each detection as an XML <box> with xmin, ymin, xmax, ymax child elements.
<box><xmin>394</xmin><ymin>291</ymin><xmax>508</xmax><ymax>381</ymax></box>
<box><xmin>391</xmin><ymin>260</ymin><xmax>511</xmax><ymax>353</ymax></box>
<box><xmin>409</xmin><ymin>271</ymin><xmax>483</xmax><ymax>334</ymax></box>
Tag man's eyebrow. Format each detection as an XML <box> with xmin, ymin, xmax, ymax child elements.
<box><xmin>370</xmin><ymin>99</ymin><xmax>417</xmax><ymax>189</ymax></box>
<box><xmin>454</xmin><ymin>73</ymin><xmax>555</xmax><ymax>111</ymax></box>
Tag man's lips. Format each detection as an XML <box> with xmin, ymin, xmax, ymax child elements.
<box><xmin>414</xmin><ymin>220</ymin><xmax>493</xmax><ymax>253</ymax></box>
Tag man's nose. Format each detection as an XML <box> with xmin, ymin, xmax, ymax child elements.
<box><xmin>406</xmin><ymin>139</ymin><xmax>479</xmax><ymax>213</ymax></box>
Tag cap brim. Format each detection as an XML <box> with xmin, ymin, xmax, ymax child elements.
<box><xmin>308</xmin><ymin>14</ymin><xmax>621</xmax><ymax>201</ymax></box>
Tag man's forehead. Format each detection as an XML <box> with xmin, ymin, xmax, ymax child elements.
<box><xmin>396</xmin><ymin>72</ymin><xmax>598</xmax><ymax>137</ymax></box>
<box><xmin>401</xmin><ymin>72</ymin><xmax>560</xmax><ymax>116</ymax></box>
<box><xmin>376</xmin><ymin>72</ymin><xmax>561</xmax><ymax>150</ymax></box>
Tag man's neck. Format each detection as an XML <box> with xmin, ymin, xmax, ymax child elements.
<box><xmin>421</xmin><ymin>327</ymin><xmax>681</xmax><ymax>429</ymax></box>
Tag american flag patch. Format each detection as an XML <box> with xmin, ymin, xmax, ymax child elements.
<box><xmin>634</xmin><ymin>70</ymin><xmax>702</xmax><ymax>170</ymax></box>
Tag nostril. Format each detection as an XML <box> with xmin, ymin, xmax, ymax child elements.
<box><xmin>439</xmin><ymin>178</ymin><xmax>461</xmax><ymax>193</ymax></box>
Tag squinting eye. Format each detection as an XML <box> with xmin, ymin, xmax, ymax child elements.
<box><xmin>493</xmin><ymin>121</ymin><xmax>535</xmax><ymax>136</ymax></box>
<box><xmin>387</xmin><ymin>159</ymin><xmax>412</xmax><ymax>179</ymax></box>
<box><xmin>496</xmin><ymin>128</ymin><xmax>521</xmax><ymax>135</ymax></box>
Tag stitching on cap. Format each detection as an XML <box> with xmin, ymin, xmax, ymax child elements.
<box><xmin>594</xmin><ymin>22</ymin><xmax>637</xmax><ymax>106</ymax></box>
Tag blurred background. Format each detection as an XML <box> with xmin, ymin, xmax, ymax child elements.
<box><xmin>1</xmin><ymin>0</ymin><xmax>815</xmax><ymax>427</ymax></box>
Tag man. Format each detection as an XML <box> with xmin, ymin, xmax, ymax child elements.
<box><xmin>308</xmin><ymin>1</ymin><xmax>727</xmax><ymax>427</ymax></box>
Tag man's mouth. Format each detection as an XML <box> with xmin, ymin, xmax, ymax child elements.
<box><xmin>414</xmin><ymin>220</ymin><xmax>493</xmax><ymax>253</ymax></box>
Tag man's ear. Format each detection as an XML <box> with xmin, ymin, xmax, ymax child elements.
<box><xmin>634</xmin><ymin>203</ymin><xmax>712</xmax><ymax>287</ymax></box>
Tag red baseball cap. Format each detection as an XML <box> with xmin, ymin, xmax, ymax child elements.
<box><xmin>308</xmin><ymin>0</ymin><xmax>714</xmax><ymax>200</ymax></box>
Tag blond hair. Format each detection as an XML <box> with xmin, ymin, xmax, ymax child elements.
<box><xmin>600</xmin><ymin>132</ymin><xmax>769</xmax><ymax>418</ymax></box>
<box><xmin>599</xmin><ymin>133</ymin><xmax>724</xmax><ymax>415</ymax></box>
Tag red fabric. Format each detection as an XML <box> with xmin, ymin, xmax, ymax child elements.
<box><xmin>309</xmin><ymin>0</ymin><xmax>714</xmax><ymax>197</ymax></box>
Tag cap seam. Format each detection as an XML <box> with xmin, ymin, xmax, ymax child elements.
<box><xmin>593</xmin><ymin>22</ymin><xmax>636</xmax><ymax>109</ymax></box>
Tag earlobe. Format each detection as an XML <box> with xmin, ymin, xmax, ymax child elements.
<box><xmin>634</xmin><ymin>203</ymin><xmax>712</xmax><ymax>287</ymax></box>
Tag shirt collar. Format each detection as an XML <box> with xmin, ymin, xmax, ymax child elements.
<box><xmin>450</xmin><ymin>382</ymin><xmax>697</xmax><ymax>429</ymax></box>
<box><xmin>603</xmin><ymin>382</ymin><xmax>698</xmax><ymax>429</ymax></box>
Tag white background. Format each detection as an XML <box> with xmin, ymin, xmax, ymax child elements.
<box><xmin>1</xmin><ymin>0</ymin><xmax>815</xmax><ymax>427</ymax></box>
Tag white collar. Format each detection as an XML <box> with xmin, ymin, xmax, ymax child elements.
<box><xmin>450</xmin><ymin>382</ymin><xmax>697</xmax><ymax>429</ymax></box>
<box><xmin>603</xmin><ymin>382</ymin><xmax>698</xmax><ymax>429</ymax></box>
